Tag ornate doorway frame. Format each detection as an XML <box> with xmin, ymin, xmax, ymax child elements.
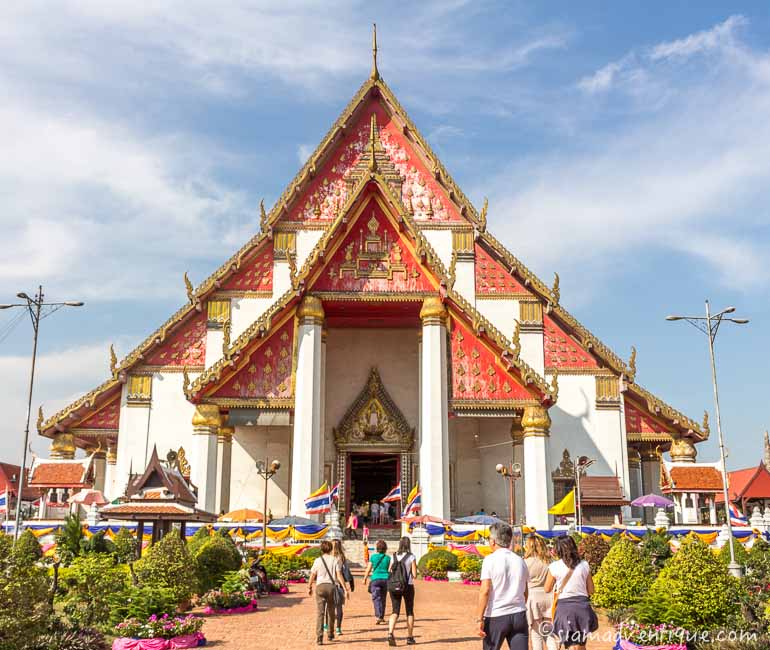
<box><xmin>333</xmin><ymin>368</ymin><xmax>414</xmax><ymax>514</ymax></box>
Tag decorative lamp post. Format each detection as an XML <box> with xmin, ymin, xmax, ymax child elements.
<box><xmin>666</xmin><ymin>301</ymin><xmax>749</xmax><ymax>578</ymax></box>
<box><xmin>255</xmin><ymin>458</ymin><xmax>281</xmax><ymax>552</ymax></box>
<box><xmin>0</xmin><ymin>286</ymin><xmax>84</xmax><ymax>540</ymax></box>
<box><xmin>495</xmin><ymin>462</ymin><xmax>522</xmax><ymax>525</ymax></box>
<box><xmin>574</xmin><ymin>456</ymin><xmax>595</xmax><ymax>534</ymax></box>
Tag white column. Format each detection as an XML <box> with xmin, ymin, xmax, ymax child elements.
<box><xmin>317</xmin><ymin>328</ymin><xmax>327</xmax><ymax>490</ymax></box>
<box><xmin>522</xmin><ymin>405</ymin><xmax>551</xmax><ymax>530</ymax></box>
<box><xmin>104</xmin><ymin>446</ymin><xmax>117</xmax><ymax>500</ymax></box>
<box><xmin>513</xmin><ymin>432</ymin><xmax>525</xmax><ymax>524</ymax></box>
<box><xmin>418</xmin><ymin>297</ymin><xmax>450</xmax><ymax>520</ymax></box>
<box><xmin>216</xmin><ymin>426</ymin><xmax>234</xmax><ymax>515</ymax></box>
<box><xmin>709</xmin><ymin>497</ymin><xmax>717</xmax><ymax>525</ymax></box>
<box><xmin>91</xmin><ymin>452</ymin><xmax>107</xmax><ymax>493</ymax></box>
<box><xmin>290</xmin><ymin>296</ymin><xmax>325</xmax><ymax>516</ymax></box>
<box><xmin>191</xmin><ymin>404</ymin><xmax>221</xmax><ymax>513</ymax></box>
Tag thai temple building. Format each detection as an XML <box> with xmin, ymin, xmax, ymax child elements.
<box><xmin>35</xmin><ymin>38</ymin><xmax>708</xmax><ymax>530</ymax></box>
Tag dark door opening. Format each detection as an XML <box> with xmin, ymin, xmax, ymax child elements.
<box><xmin>349</xmin><ymin>453</ymin><xmax>399</xmax><ymax>514</ymax></box>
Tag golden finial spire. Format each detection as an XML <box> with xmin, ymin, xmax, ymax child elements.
<box><xmin>222</xmin><ymin>319</ymin><xmax>231</xmax><ymax>358</ymax></box>
<box><xmin>550</xmin><ymin>369</ymin><xmax>559</xmax><ymax>401</ymax></box>
<box><xmin>184</xmin><ymin>272</ymin><xmax>194</xmax><ymax>304</ymax></box>
<box><xmin>368</xmin><ymin>113</ymin><xmax>378</xmax><ymax>172</ymax></box>
<box><xmin>511</xmin><ymin>320</ymin><xmax>521</xmax><ymax>360</ymax></box>
<box><xmin>371</xmin><ymin>23</ymin><xmax>379</xmax><ymax>80</ymax></box>
<box><xmin>551</xmin><ymin>272</ymin><xmax>560</xmax><ymax>304</ymax></box>
<box><xmin>478</xmin><ymin>197</ymin><xmax>488</xmax><ymax>233</ymax></box>
<box><xmin>628</xmin><ymin>345</ymin><xmax>637</xmax><ymax>378</ymax></box>
<box><xmin>182</xmin><ymin>367</ymin><xmax>191</xmax><ymax>394</ymax></box>
<box><xmin>109</xmin><ymin>344</ymin><xmax>118</xmax><ymax>375</ymax></box>
<box><xmin>37</xmin><ymin>405</ymin><xmax>44</xmax><ymax>431</ymax></box>
<box><xmin>260</xmin><ymin>199</ymin><xmax>268</xmax><ymax>231</ymax></box>
<box><xmin>702</xmin><ymin>410</ymin><xmax>710</xmax><ymax>435</ymax></box>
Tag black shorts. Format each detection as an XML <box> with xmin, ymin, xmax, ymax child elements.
<box><xmin>389</xmin><ymin>584</ymin><xmax>415</xmax><ymax>616</ymax></box>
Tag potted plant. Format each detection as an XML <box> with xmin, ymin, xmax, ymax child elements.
<box><xmin>112</xmin><ymin>613</ymin><xmax>205</xmax><ymax>649</ymax></box>
<box><xmin>200</xmin><ymin>589</ymin><xmax>257</xmax><ymax>615</ymax></box>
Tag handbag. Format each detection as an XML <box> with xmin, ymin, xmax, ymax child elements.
<box><xmin>551</xmin><ymin>566</ymin><xmax>575</xmax><ymax>620</ymax></box>
<box><xmin>320</xmin><ymin>556</ymin><xmax>344</xmax><ymax>607</ymax></box>
<box><xmin>367</xmin><ymin>554</ymin><xmax>387</xmax><ymax>594</ymax></box>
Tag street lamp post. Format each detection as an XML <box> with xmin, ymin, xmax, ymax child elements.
<box><xmin>574</xmin><ymin>456</ymin><xmax>595</xmax><ymax>534</ymax></box>
<box><xmin>255</xmin><ymin>458</ymin><xmax>281</xmax><ymax>551</ymax></box>
<box><xmin>666</xmin><ymin>301</ymin><xmax>748</xmax><ymax>578</ymax></box>
<box><xmin>495</xmin><ymin>462</ymin><xmax>522</xmax><ymax>525</ymax></box>
<box><xmin>0</xmin><ymin>286</ymin><xmax>84</xmax><ymax>540</ymax></box>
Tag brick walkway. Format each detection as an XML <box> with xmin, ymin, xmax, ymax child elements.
<box><xmin>201</xmin><ymin>578</ymin><xmax>616</xmax><ymax>649</ymax></box>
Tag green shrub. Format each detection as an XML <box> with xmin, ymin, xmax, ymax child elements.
<box><xmin>457</xmin><ymin>555</ymin><xmax>482</xmax><ymax>574</ymax></box>
<box><xmin>186</xmin><ymin>526</ymin><xmax>211</xmax><ymax>557</ymax></box>
<box><xmin>221</xmin><ymin>570</ymin><xmax>249</xmax><ymax>594</ymax></box>
<box><xmin>22</xmin><ymin>620</ymin><xmax>109</xmax><ymax>650</ymax></box>
<box><xmin>54</xmin><ymin>514</ymin><xmax>84</xmax><ymax>565</ymax></box>
<box><xmin>134</xmin><ymin>532</ymin><xmax>197</xmax><ymax>605</ymax></box>
<box><xmin>578</xmin><ymin>534</ymin><xmax>611</xmax><ymax>575</ymax></box>
<box><xmin>261</xmin><ymin>554</ymin><xmax>307</xmax><ymax>579</ymax></box>
<box><xmin>417</xmin><ymin>549</ymin><xmax>457</xmax><ymax>573</ymax></box>
<box><xmin>112</xmin><ymin>528</ymin><xmax>137</xmax><ymax>564</ymax></box>
<box><xmin>0</xmin><ymin>532</ymin><xmax>13</xmax><ymax>560</ymax></box>
<box><xmin>639</xmin><ymin>530</ymin><xmax>672</xmax><ymax>571</ymax></box>
<box><xmin>0</xmin><ymin>548</ymin><xmax>50</xmax><ymax>648</ymax></box>
<box><xmin>424</xmin><ymin>557</ymin><xmax>450</xmax><ymax>579</ymax></box>
<box><xmin>79</xmin><ymin>531</ymin><xmax>114</xmax><ymax>555</ymax></box>
<box><xmin>56</xmin><ymin>554</ymin><xmax>129</xmax><ymax>629</ymax></box>
<box><xmin>301</xmin><ymin>546</ymin><xmax>322</xmax><ymax>560</ymax></box>
<box><xmin>592</xmin><ymin>538</ymin><xmax>654</xmax><ymax>609</ymax></box>
<box><xmin>106</xmin><ymin>585</ymin><xmax>178</xmax><ymax>625</ymax></box>
<box><xmin>13</xmin><ymin>529</ymin><xmax>43</xmax><ymax>564</ymax></box>
<box><xmin>719</xmin><ymin>538</ymin><xmax>750</xmax><ymax>567</ymax></box>
<box><xmin>636</xmin><ymin>536</ymin><xmax>740</xmax><ymax>630</ymax></box>
<box><xmin>193</xmin><ymin>536</ymin><xmax>242</xmax><ymax>594</ymax></box>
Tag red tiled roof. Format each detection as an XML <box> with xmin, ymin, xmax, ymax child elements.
<box><xmin>29</xmin><ymin>460</ymin><xmax>90</xmax><ymax>487</ymax></box>
<box><xmin>664</xmin><ymin>466</ymin><xmax>724</xmax><ymax>492</ymax></box>
<box><xmin>0</xmin><ymin>463</ymin><xmax>39</xmax><ymax>499</ymax></box>
<box><xmin>580</xmin><ymin>476</ymin><xmax>628</xmax><ymax>505</ymax></box>
<box><xmin>103</xmin><ymin>503</ymin><xmax>193</xmax><ymax>515</ymax></box>
<box><xmin>714</xmin><ymin>464</ymin><xmax>770</xmax><ymax>503</ymax></box>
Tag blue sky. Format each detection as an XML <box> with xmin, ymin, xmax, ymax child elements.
<box><xmin>0</xmin><ymin>2</ymin><xmax>768</xmax><ymax>471</ymax></box>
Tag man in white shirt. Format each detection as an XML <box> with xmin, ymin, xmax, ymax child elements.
<box><xmin>475</xmin><ymin>523</ymin><xmax>529</xmax><ymax>650</ymax></box>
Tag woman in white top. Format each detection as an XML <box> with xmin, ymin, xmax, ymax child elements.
<box><xmin>387</xmin><ymin>536</ymin><xmax>418</xmax><ymax>646</ymax></box>
<box><xmin>524</xmin><ymin>536</ymin><xmax>557</xmax><ymax>650</ymax></box>
<box><xmin>309</xmin><ymin>540</ymin><xmax>350</xmax><ymax>646</ymax></box>
<box><xmin>544</xmin><ymin>536</ymin><xmax>598</xmax><ymax>650</ymax></box>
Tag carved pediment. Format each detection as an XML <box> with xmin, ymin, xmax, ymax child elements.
<box><xmin>552</xmin><ymin>449</ymin><xmax>575</xmax><ymax>481</ymax></box>
<box><xmin>334</xmin><ymin>368</ymin><xmax>414</xmax><ymax>450</ymax></box>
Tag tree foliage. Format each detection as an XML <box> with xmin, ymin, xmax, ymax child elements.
<box><xmin>13</xmin><ymin>529</ymin><xmax>43</xmax><ymax>564</ymax></box>
<box><xmin>592</xmin><ymin>538</ymin><xmax>654</xmax><ymax>609</ymax></box>
<box><xmin>134</xmin><ymin>532</ymin><xmax>197</xmax><ymax>605</ymax></box>
<box><xmin>193</xmin><ymin>535</ymin><xmax>243</xmax><ymax>594</ymax></box>
<box><xmin>54</xmin><ymin>514</ymin><xmax>84</xmax><ymax>565</ymax></box>
<box><xmin>417</xmin><ymin>549</ymin><xmax>457</xmax><ymax>573</ymax></box>
<box><xmin>112</xmin><ymin>528</ymin><xmax>137</xmax><ymax>564</ymax></box>
<box><xmin>186</xmin><ymin>526</ymin><xmax>211</xmax><ymax>557</ymax></box>
<box><xmin>578</xmin><ymin>534</ymin><xmax>611</xmax><ymax>575</ymax></box>
<box><xmin>0</xmin><ymin>541</ymin><xmax>50</xmax><ymax>649</ymax></box>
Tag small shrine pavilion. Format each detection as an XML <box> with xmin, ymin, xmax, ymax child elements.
<box><xmin>28</xmin><ymin>455</ymin><xmax>94</xmax><ymax>519</ymax></box>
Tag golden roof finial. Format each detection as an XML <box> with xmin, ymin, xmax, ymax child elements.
<box><xmin>371</xmin><ymin>23</ymin><xmax>379</xmax><ymax>81</ymax></box>
<box><xmin>184</xmin><ymin>272</ymin><xmax>194</xmax><ymax>304</ymax></box>
<box><xmin>37</xmin><ymin>405</ymin><xmax>44</xmax><ymax>431</ymax></box>
<box><xmin>551</xmin><ymin>272</ymin><xmax>560</xmax><ymax>304</ymax></box>
<box><xmin>260</xmin><ymin>199</ymin><xmax>268</xmax><ymax>231</ymax></box>
<box><xmin>368</xmin><ymin>113</ymin><xmax>378</xmax><ymax>172</ymax></box>
<box><xmin>702</xmin><ymin>410</ymin><xmax>710</xmax><ymax>435</ymax></box>
<box><xmin>511</xmin><ymin>320</ymin><xmax>521</xmax><ymax>360</ymax></box>
<box><xmin>628</xmin><ymin>345</ymin><xmax>637</xmax><ymax>378</ymax></box>
<box><xmin>478</xmin><ymin>197</ymin><xmax>488</xmax><ymax>233</ymax></box>
<box><xmin>182</xmin><ymin>367</ymin><xmax>191</xmax><ymax>394</ymax></box>
<box><xmin>109</xmin><ymin>344</ymin><xmax>118</xmax><ymax>375</ymax></box>
<box><xmin>550</xmin><ymin>369</ymin><xmax>559</xmax><ymax>401</ymax></box>
<box><xmin>222</xmin><ymin>319</ymin><xmax>231</xmax><ymax>359</ymax></box>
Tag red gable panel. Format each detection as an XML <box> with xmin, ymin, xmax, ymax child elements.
<box><xmin>213</xmin><ymin>319</ymin><xmax>294</xmax><ymax>400</ymax></box>
<box><xmin>450</xmin><ymin>317</ymin><xmax>532</xmax><ymax>402</ymax></box>
<box><xmin>311</xmin><ymin>196</ymin><xmax>436</xmax><ymax>294</ymax></box>
<box><xmin>625</xmin><ymin>400</ymin><xmax>669</xmax><ymax>434</ymax></box>
<box><xmin>543</xmin><ymin>315</ymin><xmax>599</xmax><ymax>370</ymax></box>
<box><xmin>144</xmin><ymin>310</ymin><xmax>207</xmax><ymax>367</ymax></box>
<box><xmin>219</xmin><ymin>246</ymin><xmax>273</xmax><ymax>292</ymax></box>
<box><xmin>75</xmin><ymin>395</ymin><xmax>120</xmax><ymax>430</ymax></box>
<box><xmin>475</xmin><ymin>244</ymin><xmax>532</xmax><ymax>296</ymax></box>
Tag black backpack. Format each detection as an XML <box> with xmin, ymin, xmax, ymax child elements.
<box><xmin>387</xmin><ymin>553</ymin><xmax>409</xmax><ymax>595</ymax></box>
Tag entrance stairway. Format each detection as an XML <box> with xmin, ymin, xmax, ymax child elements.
<box><xmin>342</xmin><ymin>526</ymin><xmax>404</xmax><ymax>567</ymax></box>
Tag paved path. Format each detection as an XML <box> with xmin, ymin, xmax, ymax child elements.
<box><xmin>201</xmin><ymin>578</ymin><xmax>615</xmax><ymax>649</ymax></box>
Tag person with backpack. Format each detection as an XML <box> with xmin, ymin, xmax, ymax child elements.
<box><xmin>363</xmin><ymin>539</ymin><xmax>392</xmax><ymax>624</ymax></box>
<box><xmin>544</xmin><ymin>536</ymin><xmax>598</xmax><ymax>650</ymax></box>
<box><xmin>308</xmin><ymin>540</ymin><xmax>350</xmax><ymax>645</ymax></box>
<box><xmin>331</xmin><ymin>540</ymin><xmax>355</xmax><ymax>637</ymax></box>
<box><xmin>387</xmin><ymin>536</ymin><xmax>417</xmax><ymax>646</ymax></box>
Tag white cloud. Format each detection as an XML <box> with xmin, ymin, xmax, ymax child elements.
<box><xmin>485</xmin><ymin>17</ymin><xmax>770</xmax><ymax>294</ymax></box>
<box><xmin>577</xmin><ymin>60</ymin><xmax>626</xmax><ymax>94</ymax></box>
<box><xmin>650</xmin><ymin>15</ymin><xmax>747</xmax><ymax>61</ymax></box>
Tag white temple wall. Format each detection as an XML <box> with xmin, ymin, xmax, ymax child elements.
<box><xmin>453</xmin><ymin>260</ymin><xmax>476</xmax><ymax>305</ymax></box>
<box><xmin>474</xmin><ymin>298</ymin><xmax>517</xmax><ymax>340</ymax></box>
<box><xmin>449</xmin><ymin>418</ymin><xmax>482</xmax><ymax>517</ymax></box>
<box><xmin>322</xmin><ymin>328</ymin><xmax>420</xmax><ymax>468</ymax></box>
<box><xmin>205</xmin><ymin>328</ymin><xmax>225</xmax><ymax>367</ymax></box>
<box><xmin>229</xmin><ymin>425</ymin><xmax>292</xmax><ymax>516</ymax></box>
<box><xmin>548</xmin><ymin>374</ymin><xmax>629</xmax><ymax>497</ymax></box>
<box><xmin>231</xmin><ymin>296</ymin><xmax>275</xmax><ymax>339</ymax></box>
<box><xmin>146</xmin><ymin>371</ymin><xmax>199</xmax><ymax>460</ymax></box>
<box><xmin>296</xmin><ymin>230</ymin><xmax>324</xmax><ymax>267</ymax></box>
<box><xmin>114</xmin><ymin>382</ymin><xmax>152</xmax><ymax>500</ymax></box>
<box><xmin>478</xmin><ymin>418</ymin><xmax>515</xmax><ymax>518</ymax></box>
<box><xmin>421</xmin><ymin>230</ymin><xmax>452</xmax><ymax>269</ymax></box>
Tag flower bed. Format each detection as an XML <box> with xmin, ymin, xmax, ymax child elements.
<box><xmin>113</xmin><ymin>615</ymin><xmax>205</xmax><ymax>649</ymax></box>
<box><xmin>269</xmin><ymin>579</ymin><xmax>290</xmax><ymax>594</ymax></box>
<box><xmin>615</xmin><ymin>622</ymin><xmax>688</xmax><ymax>650</ymax></box>
<box><xmin>462</xmin><ymin>579</ymin><xmax>481</xmax><ymax>586</ymax></box>
<box><xmin>200</xmin><ymin>589</ymin><xmax>257</xmax><ymax>615</ymax></box>
<box><xmin>422</xmin><ymin>575</ymin><xmax>448</xmax><ymax>582</ymax></box>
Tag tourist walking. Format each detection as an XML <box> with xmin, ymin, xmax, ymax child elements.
<box><xmin>308</xmin><ymin>540</ymin><xmax>350</xmax><ymax>645</ymax></box>
<box><xmin>331</xmin><ymin>540</ymin><xmax>355</xmax><ymax>637</ymax></box>
<box><xmin>346</xmin><ymin>511</ymin><xmax>359</xmax><ymax>539</ymax></box>
<box><xmin>475</xmin><ymin>522</ymin><xmax>529</xmax><ymax>650</ymax></box>
<box><xmin>363</xmin><ymin>539</ymin><xmax>391</xmax><ymax>624</ymax></box>
<box><xmin>544</xmin><ymin>536</ymin><xmax>598</xmax><ymax>650</ymax></box>
<box><xmin>524</xmin><ymin>536</ymin><xmax>558</xmax><ymax>650</ymax></box>
<box><xmin>371</xmin><ymin>500</ymin><xmax>380</xmax><ymax>524</ymax></box>
<box><xmin>387</xmin><ymin>536</ymin><xmax>417</xmax><ymax>646</ymax></box>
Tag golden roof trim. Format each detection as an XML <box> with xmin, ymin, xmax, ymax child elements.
<box><xmin>202</xmin><ymin>398</ymin><xmax>294</xmax><ymax>409</ymax></box>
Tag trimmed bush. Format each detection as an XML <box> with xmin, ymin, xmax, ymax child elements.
<box><xmin>578</xmin><ymin>534</ymin><xmax>610</xmax><ymax>575</ymax></box>
<box><xmin>13</xmin><ymin>529</ymin><xmax>43</xmax><ymax>564</ymax></box>
<box><xmin>135</xmin><ymin>532</ymin><xmax>197</xmax><ymax>605</ymax></box>
<box><xmin>193</xmin><ymin>535</ymin><xmax>243</xmax><ymax>593</ymax></box>
<box><xmin>0</xmin><ymin>546</ymin><xmax>49</xmax><ymax>647</ymax></box>
<box><xmin>639</xmin><ymin>530</ymin><xmax>671</xmax><ymax>571</ymax></box>
<box><xmin>424</xmin><ymin>557</ymin><xmax>450</xmax><ymax>580</ymax></box>
<box><xmin>107</xmin><ymin>584</ymin><xmax>178</xmax><ymax>625</ymax></box>
<box><xmin>301</xmin><ymin>546</ymin><xmax>322</xmax><ymax>561</ymax></box>
<box><xmin>636</xmin><ymin>536</ymin><xmax>740</xmax><ymax>630</ymax></box>
<box><xmin>186</xmin><ymin>526</ymin><xmax>212</xmax><ymax>557</ymax></box>
<box><xmin>417</xmin><ymin>549</ymin><xmax>457</xmax><ymax>573</ymax></box>
<box><xmin>57</xmin><ymin>554</ymin><xmax>129</xmax><ymax>629</ymax></box>
<box><xmin>592</xmin><ymin>538</ymin><xmax>654</xmax><ymax>609</ymax></box>
<box><xmin>79</xmin><ymin>530</ymin><xmax>114</xmax><ymax>555</ymax></box>
<box><xmin>112</xmin><ymin>528</ymin><xmax>137</xmax><ymax>564</ymax></box>
<box><xmin>718</xmin><ymin>538</ymin><xmax>750</xmax><ymax>567</ymax></box>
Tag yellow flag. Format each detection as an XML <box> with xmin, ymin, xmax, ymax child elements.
<box><xmin>548</xmin><ymin>489</ymin><xmax>575</xmax><ymax>515</ymax></box>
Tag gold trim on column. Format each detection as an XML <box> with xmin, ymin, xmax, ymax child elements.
<box><xmin>207</xmin><ymin>299</ymin><xmax>231</xmax><ymax>328</ymax></box>
<box><xmin>106</xmin><ymin>446</ymin><xmax>117</xmax><ymax>466</ymax></box>
<box><xmin>595</xmin><ymin>375</ymin><xmax>620</xmax><ymax>409</ymax></box>
<box><xmin>218</xmin><ymin>425</ymin><xmax>235</xmax><ymax>444</ymax></box>
<box><xmin>50</xmin><ymin>433</ymin><xmax>76</xmax><ymax>459</ymax></box>
<box><xmin>297</xmin><ymin>295</ymin><xmax>325</xmax><ymax>325</ymax></box>
<box><xmin>519</xmin><ymin>300</ymin><xmax>543</xmax><ymax>331</ymax></box>
<box><xmin>521</xmin><ymin>405</ymin><xmax>551</xmax><ymax>437</ymax></box>
<box><xmin>669</xmin><ymin>437</ymin><xmax>697</xmax><ymax>463</ymax></box>
<box><xmin>192</xmin><ymin>404</ymin><xmax>222</xmax><ymax>430</ymax></box>
<box><xmin>127</xmin><ymin>375</ymin><xmax>152</xmax><ymax>406</ymax></box>
<box><xmin>420</xmin><ymin>296</ymin><xmax>447</xmax><ymax>325</ymax></box>
<box><xmin>627</xmin><ymin>447</ymin><xmax>642</xmax><ymax>467</ymax></box>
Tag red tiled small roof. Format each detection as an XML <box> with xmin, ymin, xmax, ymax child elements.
<box><xmin>0</xmin><ymin>463</ymin><xmax>39</xmax><ymax>500</ymax></box>
<box><xmin>714</xmin><ymin>464</ymin><xmax>770</xmax><ymax>503</ymax></box>
<box><xmin>29</xmin><ymin>458</ymin><xmax>92</xmax><ymax>488</ymax></box>
<box><xmin>580</xmin><ymin>476</ymin><xmax>628</xmax><ymax>505</ymax></box>
<box><xmin>100</xmin><ymin>501</ymin><xmax>217</xmax><ymax>522</ymax></box>
<box><xmin>664</xmin><ymin>466</ymin><xmax>723</xmax><ymax>492</ymax></box>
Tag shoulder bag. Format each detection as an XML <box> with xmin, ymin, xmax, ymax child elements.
<box><xmin>367</xmin><ymin>554</ymin><xmax>387</xmax><ymax>593</ymax></box>
<box><xmin>320</xmin><ymin>556</ymin><xmax>345</xmax><ymax>607</ymax></box>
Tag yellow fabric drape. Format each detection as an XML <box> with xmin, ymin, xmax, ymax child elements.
<box><xmin>548</xmin><ymin>489</ymin><xmax>575</xmax><ymax>516</ymax></box>
<box><xmin>292</xmin><ymin>526</ymin><xmax>329</xmax><ymax>541</ymax></box>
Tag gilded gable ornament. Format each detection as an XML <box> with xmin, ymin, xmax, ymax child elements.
<box><xmin>628</xmin><ymin>346</ymin><xmax>637</xmax><ymax>380</ymax></box>
<box><xmin>551</xmin><ymin>272</ymin><xmax>560</xmax><ymax>304</ymax></box>
<box><xmin>184</xmin><ymin>272</ymin><xmax>195</xmax><ymax>305</ymax></box>
<box><xmin>37</xmin><ymin>406</ymin><xmax>44</xmax><ymax>431</ymax></box>
<box><xmin>177</xmin><ymin>446</ymin><xmax>191</xmax><ymax>478</ymax></box>
<box><xmin>109</xmin><ymin>344</ymin><xmax>118</xmax><ymax>375</ymax></box>
<box><xmin>478</xmin><ymin>197</ymin><xmax>488</xmax><ymax>233</ymax></box>
<box><xmin>260</xmin><ymin>199</ymin><xmax>269</xmax><ymax>231</ymax></box>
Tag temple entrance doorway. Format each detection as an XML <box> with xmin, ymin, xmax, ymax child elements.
<box><xmin>348</xmin><ymin>453</ymin><xmax>399</xmax><ymax>517</ymax></box>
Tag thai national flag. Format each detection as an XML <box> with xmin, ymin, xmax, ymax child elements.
<box><xmin>402</xmin><ymin>483</ymin><xmax>421</xmax><ymax>517</ymax></box>
<box><xmin>329</xmin><ymin>482</ymin><xmax>340</xmax><ymax>502</ymax></box>
<box><xmin>304</xmin><ymin>482</ymin><xmax>331</xmax><ymax>515</ymax></box>
<box><xmin>729</xmin><ymin>503</ymin><xmax>749</xmax><ymax>527</ymax></box>
<box><xmin>382</xmin><ymin>483</ymin><xmax>401</xmax><ymax>503</ymax></box>
<box><xmin>0</xmin><ymin>490</ymin><xmax>7</xmax><ymax>514</ymax></box>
